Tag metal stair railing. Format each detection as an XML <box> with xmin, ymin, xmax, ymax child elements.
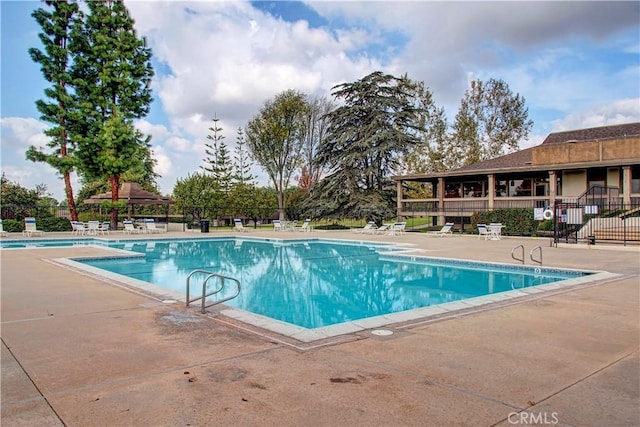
<box><xmin>185</xmin><ymin>269</ymin><xmax>241</xmax><ymax>314</ymax></box>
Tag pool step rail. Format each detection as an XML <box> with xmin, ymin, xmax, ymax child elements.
<box><xmin>185</xmin><ymin>269</ymin><xmax>241</xmax><ymax>314</ymax></box>
<box><xmin>511</xmin><ymin>244</ymin><xmax>543</xmax><ymax>265</ymax></box>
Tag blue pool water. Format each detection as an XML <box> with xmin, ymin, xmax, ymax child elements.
<box><xmin>40</xmin><ymin>237</ymin><xmax>590</xmax><ymax>329</ymax></box>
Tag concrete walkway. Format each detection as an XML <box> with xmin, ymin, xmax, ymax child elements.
<box><xmin>1</xmin><ymin>231</ymin><xmax>638</xmax><ymax>426</ymax></box>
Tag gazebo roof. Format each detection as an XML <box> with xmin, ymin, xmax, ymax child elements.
<box><xmin>84</xmin><ymin>182</ymin><xmax>174</xmax><ymax>205</ymax></box>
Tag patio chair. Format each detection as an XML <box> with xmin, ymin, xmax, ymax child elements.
<box><xmin>123</xmin><ymin>219</ymin><xmax>141</xmax><ymax>234</ymax></box>
<box><xmin>488</xmin><ymin>223</ymin><xmax>503</xmax><ymax>240</ymax></box>
<box><xmin>233</xmin><ymin>219</ymin><xmax>249</xmax><ymax>232</ymax></box>
<box><xmin>388</xmin><ymin>222</ymin><xmax>406</xmax><ymax>236</ymax></box>
<box><xmin>0</xmin><ymin>219</ymin><xmax>8</xmax><ymax>237</ymax></box>
<box><xmin>273</xmin><ymin>220</ymin><xmax>284</xmax><ymax>232</ymax></box>
<box><xmin>426</xmin><ymin>222</ymin><xmax>454</xmax><ymax>237</ymax></box>
<box><xmin>144</xmin><ymin>218</ymin><xmax>163</xmax><ymax>234</ymax></box>
<box><xmin>372</xmin><ymin>224</ymin><xmax>391</xmax><ymax>235</ymax></box>
<box><xmin>354</xmin><ymin>221</ymin><xmax>376</xmax><ymax>234</ymax></box>
<box><xmin>477</xmin><ymin>224</ymin><xmax>490</xmax><ymax>240</ymax></box>
<box><xmin>22</xmin><ymin>217</ymin><xmax>45</xmax><ymax>237</ymax></box>
<box><xmin>297</xmin><ymin>219</ymin><xmax>311</xmax><ymax>232</ymax></box>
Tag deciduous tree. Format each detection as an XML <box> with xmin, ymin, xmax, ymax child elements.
<box><xmin>245</xmin><ymin>89</ymin><xmax>308</xmax><ymax>220</ymax></box>
<box><xmin>451</xmin><ymin>78</ymin><xmax>533</xmax><ymax>166</ymax></box>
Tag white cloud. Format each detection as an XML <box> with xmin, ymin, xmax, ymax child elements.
<box><xmin>0</xmin><ymin>117</ymin><xmax>81</xmax><ymax>200</ymax></box>
<box><xmin>551</xmin><ymin>98</ymin><xmax>640</xmax><ymax>131</ymax></box>
<box><xmin>3</xmin><ymin>1</ymin><xmax>639</xmax><ymax>201</ymax></box>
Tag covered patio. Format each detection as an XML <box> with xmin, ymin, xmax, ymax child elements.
<box><xmin>83</xmin><ymin>182</ymin><xmax>175</xmax><ymax>227</ymax></box>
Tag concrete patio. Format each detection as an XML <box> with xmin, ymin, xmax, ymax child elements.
<box><xmin>1</xmin><ymin>230</ymin><xmax>638</xmax><ymax>426</ymax></box>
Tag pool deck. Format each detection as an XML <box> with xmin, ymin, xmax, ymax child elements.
<box><xmin>1</xmin><ymin>230</ymin><xmax>638</xmax><ymax>426</ymax></box>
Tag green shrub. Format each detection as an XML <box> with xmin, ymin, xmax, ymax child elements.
<box><xmin>471</xmin><ymin>208</ymin><xmax>537</xmax><ymax>236</ymax></box>
<box><xmin>36</xmin><ymin>216</ymin><xmax>73</xmax><ymax>232</ymax></box>
<box><xmin>537</xmin><ymin>220</ymin><xmax>554</xmax><ymax>231</ymax></box>
<box><xmin>315</xmin><ymin>223</ymin><xmax>350</xmax><ymax>230</ymax></box>
<box><xmin>2</xmin><ymin>219</ymin><xmax>23</xmax><ymax>232</ymax></box>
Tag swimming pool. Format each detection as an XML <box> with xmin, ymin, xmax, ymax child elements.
<box><xmin>4</xmin><ymin>237</ymin><xmax>607</xmax><ymax>342</ymax></box>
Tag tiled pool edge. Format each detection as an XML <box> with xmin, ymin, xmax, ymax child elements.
<box><xmin>51</xmin><ymin>251</ymin><xmax>619</xmax><ymax>344</ymax></box>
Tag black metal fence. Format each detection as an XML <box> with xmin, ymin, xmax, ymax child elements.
<box><xmin>552</xmin><ymin>201</ymin><xmax>640</xmax><ymax>246</ymax></box>
<box><xmin>3</xmin><ymin>199</ymin><xmax>639</xmax><ymax>244</ymax></box>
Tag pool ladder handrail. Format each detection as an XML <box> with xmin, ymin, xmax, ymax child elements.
<box><xmin>511</xmin><ymin>244</ymin><xmax>543</xmax><ymax>265</ymax></box>
<box><xmin>185</xmin><ymin>269</ymin><xmax>241</xmax><ymax>314</ymax></box>
<box><xmin>530</xmin><ymin>245</ymin><xmax>542</xmax><ymax>265</ymax></box>
<box><xmin>511</xmin><ymin>244</ymin><xmax>524</xmax><ymax>264</ymax></box>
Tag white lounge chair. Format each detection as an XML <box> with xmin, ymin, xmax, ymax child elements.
<box><xmin>233</xmin><ymin>219</ymin><xmax>248</xmax><ymax>232</ymax></box>
<box><xmin>22</xmin><ymin>217</ymin><xmax>44</xmax><ymax>237</ymax></box>
<box><xmin>388</xmin><ymin>222</ymin><xmax>406</xmax><ymax>236</ymax></box>
<box><xmin>427</xmin><ymin>222</ymin><xmax>454</xmax><ymax>237</ymax></box>
<box><xmin>71</xmin><ymin>221</ymin><xmax>86</xmax><ymax>235</ymax></box>
<box><xmin>273</xmin><ymin>220</ymin><xmax>284</xmax><ymax>232</ymax></box>
<box><xmin>372</xmin><ymin>224</ymin><xmax>391</xmax><ymax>235</ymax></box>
<box><xmin>144</xmin><ymin>218</ymin><xmax>163</xmax><ymax>234</ymax></box>
<box><xmin>100</xmin><ymin>221</ymin><xmax>111</xmax><ymax>235</ymax></box>
<box><xmin>123</xmin><ymin>220</ymin><xmax>141</xmax><ymax>234</ymax></box>
<box><xmin>354</xmin><ymin>221</ymin><xmax>376</xmax><ymax>234</ymax></box>
<box><xmin>477</xmin><ymin>224</ymin><xmax>490</xmax><ymax>240</ymax></box>
<box><xmin>297</xmin><ymin>219</ymin><xmax>311</xmax><ymax>232</ymax></box>
<box><xmin>0</xmin><ymin>219</ymin><xmax>8</xmax><ymax>237</ymax></box>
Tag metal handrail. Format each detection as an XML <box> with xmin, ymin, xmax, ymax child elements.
<box><xmin>530</xmin><ymin>246</ymin><xmax>542</xmax><ymax>265</ymax></box>
<box><xmin>511</xmin><ymin>244</ymin><xmax>524</xmax><ymax>264</ymax></box>
<box><xmin>186</xmin><ymin>269</ymin><xmax>241</xmax><ymax>314</ymax></box>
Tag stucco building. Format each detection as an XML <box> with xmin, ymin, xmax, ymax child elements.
<box><xmin>392</xmin><ymin>122</ymin><xmax>640</xmax><ymax>229</ymax></box>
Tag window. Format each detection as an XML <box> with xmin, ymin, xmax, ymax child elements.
<box><xmin>509</xmin><ymin>179</ymin><xmax>532</xmax><ymax>197</ymax></box>
<box><xmin>632</xmin><ymin>165</ymin><xmax>640</xmax><ymax>194</ymax></box>
<box><xmin>445</xmin><ymin>182</ymin><xmax>461</xmax><ymax>198</ymax></box>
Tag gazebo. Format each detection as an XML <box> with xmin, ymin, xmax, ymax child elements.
<box><xmin>84</xmin><ymin>182</ymin><xmax>174</xmax><ymax>225</ymax></box>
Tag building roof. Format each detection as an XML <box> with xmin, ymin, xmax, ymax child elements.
<box><xmin>392</xmin><ymin>122</ymin><xmax>640</xmax><ymax>181</ymax></box>
<box><xmin>455</xmin><ymin>147</ymin><xmax>534</xmax><ymax>172</ymax></box>
<box><xmin>541</xmin><ymin>122</ymin><xmax>640</xmax><ymax>145</ymax></box>
<box><xmin>84</xmin><ymin>182</ymin><xmax>174</xmax><ymax>205</ymax></box>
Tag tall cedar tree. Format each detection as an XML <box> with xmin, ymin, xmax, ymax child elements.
<box><xmin>451</xmin><ymin>78</ymin><xmax>533</xmax><ymax>166</ymax></box>
<box><xmin>27</xmin><ymin>0</ymin><xmax>81</xmax><ymax>219</ymax></box>
<box><xmin>70</xmin><ymin>0</ymin><xmax>154</xmax><ymax>226</ymax></box>
<box><xmin>308</xmin><ymin>71</ymin><xmax>423</xmax><ymax>224</ymax></box>
<box><xmin>246</xmin><ymin>90</ymin><xmax>308</xmax><ymax>221</ymax></box>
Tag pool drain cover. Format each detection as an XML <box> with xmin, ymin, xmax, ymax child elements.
<box><xmin>371</xmin><ymin>329</ymin><xmax>394</xmax><ymax>336</ymax></box>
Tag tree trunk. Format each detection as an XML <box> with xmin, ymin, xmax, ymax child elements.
<box><xmin>110</xmin><ymin>176</ymin><xmax>120</xmax><ymax>229</ymax></box>
<box><xmin>63</xmin><ymin>172</ymin><xmax>78</xmax><ymax>221</ymax></box>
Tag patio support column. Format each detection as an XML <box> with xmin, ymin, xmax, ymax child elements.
<box><xmin>396</xmin><ymin>179</ymin><xmax>404</xmax><ymax>220</ymax></box>
<box><xmin>488</xmin><ymin>174</ymin><xmax>495</xmax><ymax>210</ymax></box>
<box><xmin>549</xmin><ymin>170</ymin><xmax>557</xmax><ymax>208</ymax></box>
<box><xmin>438</xmin><ymin>177</ymin><xmax>445</xmax><ymax>226</ymax></box>
<box><xmin>622</xmin><ymin>165</ymin><xmax>632</xmax><ymax>205</ymax></box>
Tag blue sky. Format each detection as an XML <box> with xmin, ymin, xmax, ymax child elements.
<box><xmin>1</xmin><ymin>0</ymin><xmax>639</xmax><ymax>201</ymax></box>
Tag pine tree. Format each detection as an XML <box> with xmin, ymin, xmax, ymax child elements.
<box><xmin>201</xmin><ymin>115</ymin><xmax>233</xmax><ymax>193</ymax></box>
<box><xmin>27</xmin><ymin>0</ymin><xmax>81</xmax><ymax>220</ymax></box>
<box><xmin>70</xmin><ymin>0</ymin><xmax>154</xmax><ymax>226</ymax></box>
<box><xmin>232</xmin><ymin>127</ymin><xmax>254</xmax><ymax>185</ymax></box>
